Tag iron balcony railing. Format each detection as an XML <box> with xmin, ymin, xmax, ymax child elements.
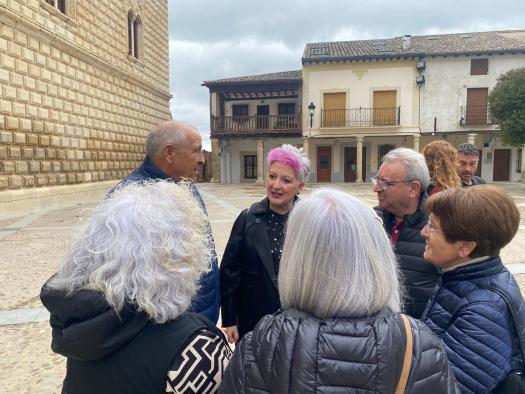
<box><xmin>460</xmin><ymin>105</ymin><xmax>493</xmax><ymax>125</ymax></box>
<box><xmin>211</xmin><ymin>114</ymin><xmax>301</xmax><ymax>133</ymax></box>
<box><xmin>321</xmin><ymin>107</ymin><xmax>400</xmax><ymax>127</ymax></box>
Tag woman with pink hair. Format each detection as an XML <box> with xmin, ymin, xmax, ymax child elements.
<box><xmin>220</xmin><ymin>144</ymin><xmax>310</xmax><ymax>343</ymax></box>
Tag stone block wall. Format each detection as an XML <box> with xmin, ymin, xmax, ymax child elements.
<box><xmin>0</xmin><ymin>0</ymin><xmax>171</xmax><ymax>190</ymax></box>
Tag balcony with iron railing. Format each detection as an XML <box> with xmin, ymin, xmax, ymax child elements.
<box><xmin>460</xmin><ymin>104</ymin><xmax>493</xmax><ymax>126</ymax></box>
<box><xmin>210</xmin><ymin>114</ymin><xmax>302</xmax><ymax>136</ymax></box>
<box><xmin>321</xmin><ymin>107</ymin><xmax>400</xmax><ymax>128</ymax></box>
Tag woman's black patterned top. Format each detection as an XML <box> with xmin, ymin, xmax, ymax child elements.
<box><xmin>264</xmin><ymin>208</ymin><xmax>289</xmax><ymax>274</ymax></box>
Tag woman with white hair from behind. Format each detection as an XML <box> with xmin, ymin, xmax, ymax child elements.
<box><xmin>40</xmin><ymin>181</ymin><xmax>231</xmax><ymax>394</ymax></box>
<box><xmin>220</xmin><ymin>188</ymin><xmax>459</xmax><ymax>394</ymax></box>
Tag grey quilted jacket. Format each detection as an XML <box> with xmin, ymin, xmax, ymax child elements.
<box><xmin>219</xmin><ymin>308</ymin><xmax>459</xmax><ymax>393</ymax></box>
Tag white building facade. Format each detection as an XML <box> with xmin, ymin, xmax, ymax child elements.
<box><xmin>205</xmin><ymin>30</ymin><xmax>525</xmax><ymax>183</ymax></box>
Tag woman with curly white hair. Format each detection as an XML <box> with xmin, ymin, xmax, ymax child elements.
<box><xmin>220</xmin><ymin>144</ymin><xmax>310</xmax><ymax>343</ymax></box>
<box><xmin>40</xmin><ymin>181</ymin><xmax>231</xmax><ymax>394</ymax></box>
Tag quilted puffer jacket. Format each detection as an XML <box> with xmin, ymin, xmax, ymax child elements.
<box><xmin>219</xmin><ymin>308</ymin><xmax>459</xmax><ymax>393</ymax></box>
<box><xmin>422</xmin><ymin>256</ymin><xmax>525</xmax><ymax>394</ymax></box>
<box><xmin>375</xmin><ymin>194</ymin><xmax>440</xmax><ymax>319</ymax></box>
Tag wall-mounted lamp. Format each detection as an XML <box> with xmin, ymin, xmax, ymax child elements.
<box><xmin>308</xmin><ymin>102</ymin><xmax>316</xmax><ymax>128</ymax></box>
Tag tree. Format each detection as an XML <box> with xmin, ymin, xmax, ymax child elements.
<box><xmin>489</xmin><ymin>67</ymin><xmax>525</xmax><ymax>146</ymax></box>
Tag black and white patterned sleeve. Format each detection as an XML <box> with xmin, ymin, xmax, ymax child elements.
<box><xmin>166</xmin><ymin>329</ymin><xmax>233</xmax><ymax>393</ymax></box>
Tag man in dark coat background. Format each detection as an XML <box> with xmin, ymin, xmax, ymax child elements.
<box><xmin>114</xmin><ymin>120</ymin><xmax>220</xmax><ymax>324</ymax></box>
<box><xmin>457</xmin><ymin>143</ymin><xmax>486</xmax><ymax>187</ymax></box>
<box><xmin>372</xmin><ymin>147</ymin><xmax>439</xmax><ymax>318</ymax></box>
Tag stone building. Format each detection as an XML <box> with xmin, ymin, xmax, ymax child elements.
<box><xmin>205</xmin><ymin>30</ymin><xmax>525</xmax><ymax>183</ymax></box>
<box><xmin>0</xmin><ymin>0</ymin><xmax>171</xmax><ymax>191</ymax></box>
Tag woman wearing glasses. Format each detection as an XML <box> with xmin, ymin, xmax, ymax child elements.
<box><xmin>421</xmin><ymin>185</ymin><xmax>525</xmax><ymax>393</ymax></box>
<box><xmin>220</xmin><ymin>144</ymin><xmax>310</xmax><ymax>344</ymax></box>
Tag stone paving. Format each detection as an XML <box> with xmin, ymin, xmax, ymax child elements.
<box><xmin>1</xmin><ymin>182</ymin><xmax>525</xmax><ymax>393</ymax></box>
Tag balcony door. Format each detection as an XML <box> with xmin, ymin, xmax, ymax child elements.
<box><xmin>493</xmin><ymin>149</ymin><xmax>510</xmax><ymax>181</ymax></box>
<box><xmin>256</xmin><ymin>105</ymin><xmax>269</xmax><ymax>130</ymax></box>
<box><xmin>317</xmin><ymin>146</ymin><xmax>331</xmax><ymax>182</ymax></box>
<box><xmin>466</xmin><ymin>88</ymin><xmax>488</xmax><ymax>125</ymax></box>
<box><xmin>373</xmin><ymin>90</ymin><xmax>396</xmax><ymax>125</ymax></box>
<box><xmin>323</xmin><ymin>92</ymin><xmax>346</xmax><ymax>127</ymax></box>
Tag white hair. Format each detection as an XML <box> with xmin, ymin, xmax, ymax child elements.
<box><xmin>383</xmin><ymin>147</ymin><xmax>430</xmax><ymax>192</ymax></box>
<box><xmin>278</xmin><ymin>188</ymin><xmax>401</xmax><ymax>318</ymax></box>
<box><xmin>145</xmin><ymin>120</ymin><xmax>193</xmax><ymax>158</ymax></box>
<box><xmin>48</xmin><ymin>180</ymin><xmax>211</xmax><ymax>324</ymax></box>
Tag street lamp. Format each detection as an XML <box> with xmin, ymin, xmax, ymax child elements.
<box><xmin>308</xmin><ymin>102</ymin><xmax>316</xmax><ymax>128</ymax></box>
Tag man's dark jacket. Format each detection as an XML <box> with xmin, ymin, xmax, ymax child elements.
<box><xmin>220</xmin><ymin>197</ymin><xmax>281</xmax><ymax>338</ymax></box>
<box><xmin>422</xmin><ymin>256</ymin><xmax>525</xmax><ymax>394</ymax></box>
<box><xmin>462</xmin><ymin>175</ymin><xmax>486</xmax><ymax>187</ymax></box>
<box><xmin>113</xmin><ymin>157</ymin><xmax>220</xmax><ymax>324</ymax></box>
<box><xmin>375</xmin><ymin>193</ymin><xmax>439</xmax><ymax>318</ymax></box>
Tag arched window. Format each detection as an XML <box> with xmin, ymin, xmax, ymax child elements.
<box><xmin>133</xmin><ymin>17</ymin><xmax>141</xmax><ymax>58</ymax></box>
<box><xmin>127</xmin><ymin>11</ymin><xmax>141</xmax><ymax>59</ymax></box>
<box><xmin>128</xmin><ymin>11</ymin><xmax>134</xmax><ymax>56</ymax></box>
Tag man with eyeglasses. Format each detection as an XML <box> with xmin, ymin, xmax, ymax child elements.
<box><xmin>372</xmin><ymin>147</ymin><xmax>439</xmax><ymax>318</ymax></box>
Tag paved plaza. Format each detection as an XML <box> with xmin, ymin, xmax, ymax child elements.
<box><xmin>1</xmin><ymin>182</ymin><xmax>525</xmax><ymax>393</ymax></box>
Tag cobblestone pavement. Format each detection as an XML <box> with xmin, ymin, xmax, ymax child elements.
<box><xmin>1</xmin><ymin>182</ymin><xmax>525</xmax><ymax>393</ymax></box>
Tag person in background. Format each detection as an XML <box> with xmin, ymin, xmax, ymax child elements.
<box><xmin>423</xmin><ymin>140</ymin><xmax>462</xmax><ymax>196</ymax></box>
<box><xmin>220</xmin><ymin>188</ymin><xmax>458</xmax><ymax>393</ymax></box>
<box><xmin>457</xmin><ymin>143</ymin><xmax>486</xmax><ymax>187</ymax></box>
<box><xmin>421</xmin><ymin>185</ymin><xmax>524</xmax><ymax>393</ymax></box>
<box><xmin>114</xmin><ymin>120</ymin><xmax>220</xmax><ymax>324</ymax></box>
<box><xmin>220</xmin><ymin>144</ymin><xmax>310</xmax><ymax>343</ymax></box>
<box><xmin>372</xmin><ymin>147</ymin><xmax>439</xmax><ymax>318</ymax></box>
<box><xmin>41</xmin><ymin>181</ymin><xmax>231</xmax><ymax>394</ymax></box>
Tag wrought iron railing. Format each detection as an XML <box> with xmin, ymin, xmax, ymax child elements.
<box><xmin>460</xmin><ymin>105</ymin><xmax>493</xmax><ymax>125</ymax></box>
<box><xmin>211</xmin><ymin>114</ymin><xmax>301</xmax><ymax>132</ymax></box>
<box><xmin>321</xmin><ymin>107</ymin><xmax>400</xmax><ymax>127</ymax></box>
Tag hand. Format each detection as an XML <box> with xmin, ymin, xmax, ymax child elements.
<box><xmin>222</xmin><ymin>325</ymin><xmax>240</xmax><ymax>344</ymax></box>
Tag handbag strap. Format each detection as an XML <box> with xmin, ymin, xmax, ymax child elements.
<box><xmin>489</xmin><ymin>287</ymin><xmax>525</xmax><ymax>372</ymax></box>
<box><xmin>395</xmin><ymin>314</ymin><xmax>413</xmax><ymax>394</ymax></box>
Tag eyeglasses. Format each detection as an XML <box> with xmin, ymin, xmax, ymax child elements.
<box><xmin>371</xmin><ymin>176</ymin><xmax>414</xmax><ymax>190</ymax></box>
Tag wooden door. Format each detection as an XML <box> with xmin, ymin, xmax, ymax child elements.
<box><xmin>344</xmin><ymin>147</ymin><xmax>367</xmax><ymax>182</ymax></box>
<box><xmin>256</xmin><ymin>105</ymin><xmax>269</xmax><ymax>129</ymax></box>
<box><xmin>317</xmin><ymin>146</ymin><xmax>331</xmax><ymax>182</ymax></box>
<box><xmin>493</xmin><ymin>149</ymin><xmax>510</xmax><ymax>181</ymax></box>
<box><xmin>373</xmin><ymin>90</ymin><xmax>396</xmax><ymax>125</ymax></box>
<box><xmin>466</xmin><ymin>88</ymin><xmax>488</xmax><ymax>125</ymax></box>
<box><xmin>323</xmin><ymin>92</ymin><xmax>346</xmax><ymax>127</ymax></box>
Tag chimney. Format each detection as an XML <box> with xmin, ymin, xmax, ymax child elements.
<box><xmin>402</xmin><ymin>34</ymin><xmax>411</xmax><ymax>50</ymax></box>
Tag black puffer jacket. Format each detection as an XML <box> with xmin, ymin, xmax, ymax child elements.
<box><xmin>375</xmin><ymin>194</ymin><xmax>439</xmax><ymax>318</ymax></box>
<box><xmin>219</xmin><ymin>308</ymin><xmax>459</xmax><ymax>393</ymax></box>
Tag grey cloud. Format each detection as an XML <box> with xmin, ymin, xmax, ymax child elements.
<box><xmin>167</xmin><ymin>0</ymin><xmax>525</xmax><ymax>150</ymax></box>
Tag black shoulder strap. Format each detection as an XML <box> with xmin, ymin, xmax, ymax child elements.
<box><xmin>489</xmin><ymin>286</ymin><xmax>525</xmax><ymax>372</ymax></box>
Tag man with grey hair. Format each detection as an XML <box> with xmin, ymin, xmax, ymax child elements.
<box><xmin>115</xmin><ymin>120</ymin><xmax>220</xmax><ymax>324</ymax></box>
<box><xmin>457</xmin><ymin>143</ymin><xmax>486</xmax><ymax>187</ymax></box>
<box><xmin>372</xmin><ymin>147</ymin><xmax>439</xmax><ymax>318</ymax></box>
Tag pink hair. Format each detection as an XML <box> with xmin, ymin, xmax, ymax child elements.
<box><xmin>267</xmin><ymin>147</ymin><xmax>304</xmax><ymax>175</ymax></box>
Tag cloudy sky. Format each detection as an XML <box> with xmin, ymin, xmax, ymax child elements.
<box><xmin>168</xmin><ymin>0</ymin><xmax>525</xmax><ymax>150</ymax></box>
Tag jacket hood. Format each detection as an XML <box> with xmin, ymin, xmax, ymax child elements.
<box><xmin>40</xmin><ymin>281</ymin><xmax>149</xmax><ymax>361</ymax></box>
